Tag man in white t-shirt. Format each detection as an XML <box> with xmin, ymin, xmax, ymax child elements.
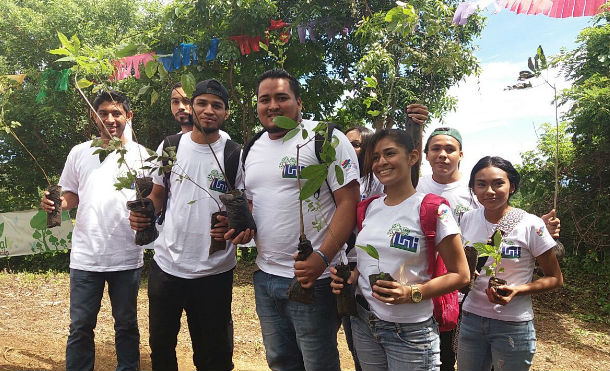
<box><xmin>418</xmin><ymin>127</ymin><xmax>561</xmax><ymax>371</ymax></box>
<box><xmin>41</xmin><ymin>90</ymin><xmax>148</xmax><ymax>371</ymax></box>
<box><xmin>130</xmin><ymin>79</ymin><xmax>245</xmax><ymax>371</ymax></box>
<box><xmin>241</xmin><ymin>69</ymin><xmax>360</xmax><ymax>371</ymax></box>
<box><xmin>170</xmin><ymin>81</ymin><xmax>231</xmax><ymax>140</ymax></box>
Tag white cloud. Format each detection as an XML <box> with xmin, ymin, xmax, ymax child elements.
<box><xmin>422</xmin><ymin>61</ymin><xmax>570</xmax><ymax>179</ymax></box>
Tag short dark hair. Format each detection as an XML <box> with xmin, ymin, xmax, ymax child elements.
<box><xmin>256</xmin><ymin>69</ymin><xmax>300</xmax><ymax>99</ymax></box>
<box><xmin>172</xmin><ymin>82</ymin><xmax>182</xmax><ymax>90</ymax></box>
<box><xmin>468</xmin><ymin>156</ymin><xmax>521</xmax><ymax>201</ymax></box>
<box><xmin>92</xmin><ymin>90</ymin><xmax>131</xmax><ymax>114</ymax></box>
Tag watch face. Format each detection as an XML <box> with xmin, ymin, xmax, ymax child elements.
<box><xmin>411</xmin><ymin>286</ymin><xmax>423</xmax><ymax>302</ymax></box>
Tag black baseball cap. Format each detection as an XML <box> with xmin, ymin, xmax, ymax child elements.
<box><xmin>191</xmin><ymin>79</ymin><xmax>229</xmax><ymax>109</ymax></box>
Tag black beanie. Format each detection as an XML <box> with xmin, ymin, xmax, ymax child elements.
<box><xmin>191</xmin><ymin>79</ymin><xmax>229</xmax><ymax>109</ymax></box>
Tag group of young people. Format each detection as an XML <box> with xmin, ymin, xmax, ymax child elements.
<box><xmin>41</xmin><ymin>67</ymin><xmax>563</xmax><ymax>371</ymax></box>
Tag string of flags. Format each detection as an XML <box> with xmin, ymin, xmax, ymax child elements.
<box><xmin>453</xmin><ymin>0</ymin><xmax>608</xmax><ymax>24</ymax></box>
<box><xmin>36</xmin><ymin>68</ymin><xmax>71</xmax><ymax>103</ymax></box>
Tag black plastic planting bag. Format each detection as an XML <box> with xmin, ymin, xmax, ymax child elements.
<box><xmin>219</xmin><ymin>190</ymin><xmax>256</xmax><ymax>238</ymax></box>
<box><xmin>209</xmin><ymin>211</ymin><xmax>228</xmax><ymax>256</ymax></box>
<box><xmin>126</xmin><ymin>198</ymin><xmax>158</xmax><ymax>246</ymax></box>
<box><xmin>335</xmin><ymin>263</ymin><xmax>357</xmax><ymax>317</ymax></box>
<box><xmin>287</xmin><ymin>236</ymin><xmax>315</xmax><ymax>304</ymax></box>
<box><xmin>46</xmin><ymin>184</ymin><xmax>62</xmax><ymax>228</ymax></box>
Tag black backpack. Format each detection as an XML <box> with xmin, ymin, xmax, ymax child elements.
<box><xmin>157</xmin><ymin>133</ymin><xmax>242</xmax><ymax>225</ymax></box>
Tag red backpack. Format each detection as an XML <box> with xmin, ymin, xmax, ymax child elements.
<box><xmin>356</xmin><ymin>193</ymin><xmax>459</xmax><ymax>332</ymax></box>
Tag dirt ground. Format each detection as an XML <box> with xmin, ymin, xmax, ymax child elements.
<box><xmin>0</xmin><ymin>261</ymin><xmax>608</xmax><ymax>371</ymax></box>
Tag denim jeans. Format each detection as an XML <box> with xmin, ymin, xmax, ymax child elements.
<box><xmin>457</xmin><ymin>311</ymin><xmax>536</xmax><ymax>371</ymax></box>
<box><xmin>148</xmin><ymin>260</ymin><xmax>234</xmax><ymax>371</ymax></box>
<box><xmin>253</xmin><ymin>270</ymin><xmax>341</xmax><ymax>371</ymax></box>
<box><xmin>66</xmin><ymin>268</ymin><xmax>141</xmax><ymax>371</ymax></box>
<box><xmin>342</xmin><ymin>316</ymin><xmax>363</xmax><ymax>371</ymax></box>
<box><xmin>351</xmin><ymin>297</ymin><xmax>440</xmax><ymax>371</ymax></box>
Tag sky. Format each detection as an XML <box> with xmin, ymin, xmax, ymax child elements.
<box><xmin>421</xmin><ymin>8</ymin><xmax>593</xmax><ymax>177</ymax></box>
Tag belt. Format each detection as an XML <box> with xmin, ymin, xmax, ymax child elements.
<box><xmin>356</xmin><ymin>294</ymin><xmax>370</xmax><ymax>311</ymax></box>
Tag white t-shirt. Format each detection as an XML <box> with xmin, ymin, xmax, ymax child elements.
<box><xmin>244</xmin><ymin>120</ymin><xmax>360</xmax><ymax>278</ymax></box>
<box><xmin>417</xmin><ymin>174</ymin><xmax>480</xmax><ymax>222</ymax></box>
<box><xmin>151</xmin><ymin>133</ymin><xmax>241</xmax><ymax>279</ymax></box>
<box><xmin>356</xmin><ymin>192</ymin><xmax>460</xmax><ymax>323</ymax></box>
<box><xmin>460</xmin><ymin>208</ymin><xmax>556</xmax><ymax>321</ymax></box>
<box><xmin>59</xmin><ymin>140</ymin><xmax>149</xmax><ymax>272</ymax></box>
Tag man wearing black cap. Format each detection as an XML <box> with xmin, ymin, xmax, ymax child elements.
<box><xmin>130</xmin><ymin>79</ymin><xmax>246</xmax><ymax>371</ymax></box>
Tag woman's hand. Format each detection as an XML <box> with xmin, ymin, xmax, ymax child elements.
<box><xmin>485</xmin><ymin>285</ymin><xmax>518</xmax><ymax>305</ymax></box>
<box><xmin>372</xmin><ymin>280</ymin><xmax>412</xmax><ymax>304</ymax></box>
<box><xmin>330</xmin><ymin>266</ymin><xmax>359</xmax><ymax>295</ymax></box>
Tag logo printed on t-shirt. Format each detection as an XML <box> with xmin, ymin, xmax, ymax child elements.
<box><xmin>341</xmin><ymin>158</ymin><xmax>352</xmax><ymax>170</ymax></box>
<box><xmin>501</xmin><ymin>245</ymin><xmax>521</xmax><ymax>259</ymax></box>
<box><xmin>208</xmin><ymin>169</ymin><xmax>228</xmax><ymax>193</ymax></box>
<box><xmin>279</xmin><ymin>156</ymin><xmax>305</xmax><ymax>178</ymax></box>
<box><xmin>387</xmin><ymin>223</ymin><xmax>419</xmax><ymax>253</ymax></box>
<box><xmin>536</xmin><ymin>226</ymin><xmax>546</xmax><ymax>237</ymax></box>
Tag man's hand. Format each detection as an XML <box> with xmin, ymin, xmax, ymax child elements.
<box><xmin>224</xmin><ymin>228</ymin><xmax>255</xmax><ymax>245</ymax></box>
<box><xmin>293</xmin><ymin>252</ymin><xmax>327</xmax><ymax>289</ymax></box>
<box><xmin>40</xmin><ymin>191</ymin><xmax>63</xmax><ymax>214</ymax></box>
<box><xmin>406</xmin><ymin>103</ymin><xmax>429</xmax><ymax>125</ymax></box>
<box><xmin>329</xmin><ymin>266</ymin><xmax>359</xmax><ymax>295</ymax></box>
<box><xmin>211</xmin><ymin>214</ymin><xmax>229</xmax><ymax>242</ymax></box>
<box><xmin>541</xmin><ymin>209</ymin><xmax>560</xmax><ymax>238</ymax></box>
<box><xmin>129</xmin><ymin>210</ymin><xmax>153</xmax><ymax>232</ymax></box>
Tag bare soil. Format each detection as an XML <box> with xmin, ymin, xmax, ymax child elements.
<box><xmin>0</xmin><ymin>261</ymin><xmax>607</xmax><ymax>371</ymax></box>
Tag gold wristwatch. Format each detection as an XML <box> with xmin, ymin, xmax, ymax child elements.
<box><xmin>410</xmin><ymin>284</ymin><xmax>423</xmax><ymax>303</ymax></box>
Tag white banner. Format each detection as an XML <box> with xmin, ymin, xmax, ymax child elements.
<box><xmin>0</xmin><ymin>209</ymin><xmax>73</xmax><ymax>257</ymax></box>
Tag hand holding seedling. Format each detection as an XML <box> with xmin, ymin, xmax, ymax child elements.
<box><xmin>224</xmin><ymin>228</ymin><xmax>255</xmax><ymax>245</ymax></box>
<box><xmin>41</xmin><ymin>192</ymin><xmax>64</xmax><ymax>213</ymax></box>
<box><xmin>329</xmin><ymin>266</ymin><xmax>359</xmax><ymax>295</ymax></box>
<box><xmin>485</xmin><ymin>284</ymin><xmax>518</xmax><ymax>305</ymax></box>
<box><xmin>294</xmin><ymin>251</ymin><xmax>327</xmax><ymax>289</ymax></box>
<box><xmin>129</xmin><ymin>210</ymin><xmax>153</xmax><ymax>232</ymax></box>
<box><xmin>211</xmin><ymin>214</ymin><xmax>229</xmax><ymax>242</ymax></box>
<box><xmin>371</xmin><ymin>280</ymin><xmax>413</xmax><ymax>304</ymax></box>
<box><xmin>541</xmin><ymin>209</ymin><xmax>561</xmax><ymax>238</ymax></box>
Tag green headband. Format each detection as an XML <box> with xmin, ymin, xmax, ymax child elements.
<box><xmin>425</xmin><ymin>127</ymin><xmax>463</xmax><ymax>151</ymax></box>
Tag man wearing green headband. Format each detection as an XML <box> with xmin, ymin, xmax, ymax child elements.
<box><xmin>418</xmin><ymin>126</ymin><xmax>560</xmax><ymax>371</ymax></box>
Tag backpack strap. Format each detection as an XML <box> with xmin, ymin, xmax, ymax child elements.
<box><xmin>356</xmin><ymin>195</ymin><xmax>382</xmax><ymax>231</ymax></box>
<box><xmin>157</xmin><ymin>133</ymin><xmax>183</xmax><ymax>225</ymax></box>
<box><xmin>419</xmin><ymin>193</ymin><xmax>450</xmax><ymax>277</ymax></box>
<box><xmin>241</xmin><ymin>129</ymin><xmax>267</xmax><ymax>170</ymax></box>
<box><xmin>223</xmin><ymin>139</ymin><xmax>241</xmax><ymax>190</ymax></box>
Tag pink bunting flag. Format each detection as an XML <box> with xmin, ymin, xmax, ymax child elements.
<box><xmin>500</xmin><ymin>0</ymin><xmax>607</xmax><ymax>17</ymax></box>
<box><xmin>111</xmin><ymin>53</ymin><xmax>156</xmax><ymax>81</ymax></box>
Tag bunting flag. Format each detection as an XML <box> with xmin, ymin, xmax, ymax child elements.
<box><xmin>296</xmin><ymin>18</ymin><xmax>351</xmax><ymax>43</ymax></box>
<box><xmin>36</xmin><ymin>68</ymin><xmax>71</xmax><ymax>104</ymax></box>
<box><xmin>111</xmin><ymin>53</ymin><xmax>156</xmax><ymax>81</ymax></box>
<box><xmin>158</xmin><ymin>43</ymin><xmax>198</xmax><ymax>72</ymax></box>
<box><xmin>500</xmin><ymin>0</ymin><xmax>608</xmax><ymax>17</ymax></box>
<box><xmin>206</xmin><ymin>37</ymin><xmax>219</xmax><ymax>61</ymax></box>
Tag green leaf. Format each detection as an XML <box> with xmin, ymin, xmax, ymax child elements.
<box><xmin>32</xmin><ymin>230</ymin><xmax>42</xmax><ymax>239</ymax></box>
<box><xmin>356</xmin><ymin>244</ymin><xmax>379</xmax><ymax>260</ymax></box>
<box><xmin>334</xmin><ymin>165</ymin><xmax>344</xmax><ymax>185</ymax></box>
<box><xmin>302</xmin><ymin>129</ymin><xmax>308</xmax><ymax>140</ymax></box>
<box><xmin>49</xmin><ymin>48</ymin><xmax>71</xmax><ymax>56</ymax></box>
<box><xmin>76</xmin><ymin>79</ymin><xmax>93</xmax><ymax>88</ymax></box>
<box><xmin>137</xmin><ymin>85</ymin><xmax>152</xmax><ymax>98</ymax></box>
<box><xmin>364</xmin><ymin>76</ymin><xmax>377</xmax><ymax>88</ymax></box>
<box><xmin>300</xmin><ymin>164</ymin><xmax>327</xmax><ymax>179</ymax></box>
<box><xmin>0</xmin><ymin>222</ymin><xmax>4</xmax><ymax>236</ymax></box>
<box><xmin>116</xmin><ymin>43</ymin><xmax>139</xmax><ymax>58</ymax></box>
<box><xmin>367</xmin><ymin>110</ymin><xmax>381</xmax><ymax>117</ymax></box>
<box><xmin>283</xmin><ymin>127</ymin><xmax>300</xmax><ymax>142</ymax></box>
<box><xmin>57</xmin><ymin>31</ymin><xmax>70</xmax><ymax>49</ymax></box>
<box><xmin>29</xmin><ymin>210</ymin><xmax>47</xmax><ymax>230</ymax></box>
<box><xmin>187</xmin><ymin>200</ymin><xmax>196</xmax><ymax>205</ymax></box>
<box><xmin>54</xmin><ymin>56</ymin><xmax>75</xmax><ymax>63</ymax></box>
<box><xmin>300</xmin><ymin>175</ymin><xmax>327</xmax><ymax>200</ymax></box>
<box><xmin>145</xmin><ymin>60</ymin><xmax>157</xmax><ymax>79</ymax></box>
<box><xmin>537</xmin><ymin>45</ymin><xmax>547</xmax><ymax>69</ymax></box>
<box><xmin>273</xmin><ymin>116</ymin><xmax>299</xmax><ymax>129</ymax></box>
<box><xmin>158</xmin><ymin>64</ymin><xmax>168</xmax><ymax>79</ymax></box>
<box><xmin>259</xmin><ymin>42</ymin><xmax>268</xmax><ymax>51</ymax></box>
<box><xmin>528</xmin><ymin>57</ymin><xmax>535</xmax><ymax>73</ymax></box>
<box><xmin>150</xmin><ymin>89</ymin><xmax>159</xmax><ymax>105</ymax></box>
<box><xmin>180</xmin><ymin>73</ymin><xmax>196</xmax><ymax>96</ymax></box>
<box><xmin>319</xmin><ymin>142</ymin><xmax>336</xmax><ymax>163</ymax></box>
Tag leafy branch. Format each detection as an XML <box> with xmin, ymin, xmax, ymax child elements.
<box><xmin>472</xmin><ymin>229</ymin><xmax>504</xmax><ymax>277</ymax></box>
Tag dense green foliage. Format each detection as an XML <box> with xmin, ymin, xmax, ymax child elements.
<box><xmin>0</xmin><ymin>0</ymin><xmax>483</xmax><ymax>214</ymax></box>
<box><xmin>514</xmin><ymin>11</ymin><xmax>609</xmax><ymax>317</ymax></box>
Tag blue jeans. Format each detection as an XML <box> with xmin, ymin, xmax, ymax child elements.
<box><xmin>66</xmin><ymin>268</ymin><xmax>141</xmax><ymax>371</ymax></box>
<box><xmin>457</xmin><ymin>311</ymin><xmax>536</xmax><ymax>371</ymax></box>
<box><xmin>351</xmin><ymin>297</ymin><xmax>440</xmax><ymax>371</ymax></box>
<box><xmin>253</xmin><ymin>270</ymin><xmax>341</xmax><ymax>371</ymax></box>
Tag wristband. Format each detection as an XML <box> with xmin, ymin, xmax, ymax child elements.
<box><xmin>313</xmin><ymin>249</ymin><xmax>330</xmax><ymax>267</ymax></box>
